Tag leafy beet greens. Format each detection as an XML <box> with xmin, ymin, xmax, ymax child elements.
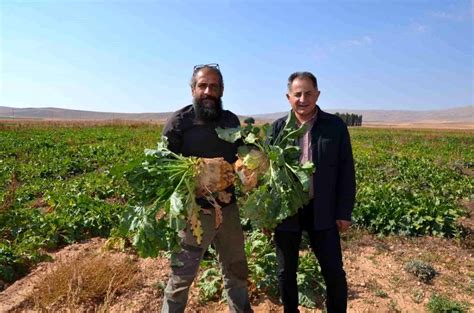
<box><xmin>216</xmin><ymin>112</ymin><xmax>315</xmax><ymax>229</ymax></box>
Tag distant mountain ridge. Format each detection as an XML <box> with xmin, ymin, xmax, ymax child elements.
<box><xmin>0</xmin><ymin>106</ymin><xmax>173</xmax><ymax>121</ymax></box>
<box><xmin>253</xmin><ymin>106</ymin><xmax>473</xmax><ymax>124</ymax></box>
<box><xmin>0</xmin><ymin>105</ymin><xmax>472</xmax><ymax>124</ymax></box>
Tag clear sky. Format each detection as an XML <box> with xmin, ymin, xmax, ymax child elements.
<box><xmin>1</xmin><ymin>0</ymin><xmax>472</xmax><ymax>115</ymax></box>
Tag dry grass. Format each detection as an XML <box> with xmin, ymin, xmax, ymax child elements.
<box><xmin>29</xmin><ymin>252</ymin><xmax>140</xmax><ymax>311</ymax></box>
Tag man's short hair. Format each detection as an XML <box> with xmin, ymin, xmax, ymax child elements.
<box><xmin>287</xmin><ymin>71</ymin><xmax>318</xmax><ymax>91</ymax></box>
<box><xmin>190</xmin><ymin>65</ymin><xmax>224</xmax><ymax>90</ymax></box>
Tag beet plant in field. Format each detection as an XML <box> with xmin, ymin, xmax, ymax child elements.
<box><xmin>351</xmin><ymin>129</ymin><xmax>473</xmax><ymax>237</ymax></box>
<box><xmin>196</xmin><ymin>230</ymin><xmax>325</xmax><ymax>308</ymax></box>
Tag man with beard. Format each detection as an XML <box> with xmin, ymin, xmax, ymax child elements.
<box><xmin>161</xmin><ymin>64</ymin><xmax>253</xmax><ymax>313</ymax></box>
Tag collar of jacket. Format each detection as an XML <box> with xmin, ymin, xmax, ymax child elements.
<box><xmin>314</xmin><ymin>105</ymin><xmax>330</xmax><ymax>122</ymax></box>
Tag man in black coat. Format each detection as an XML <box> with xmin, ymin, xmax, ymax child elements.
<box><xmin>271</xmin><ymin>71</ymin><xmax>356</xmax><ymax>313</ymax></box>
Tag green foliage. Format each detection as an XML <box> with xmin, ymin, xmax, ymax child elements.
<box><xmin>404</xmin><ymin>259</ymin><xmax>437</xmax><ymax>283</ymax></box>
<box><xmin>352</xmin><ymin>128</ymin><xmax>473</xmax><ymax>237</ymax></box>
<box><xmin>375</xmin><ymin>289</ymin><xmax>388</xmax><ymax>298</ymax></box>
<box><xmin>244</xmin><ymin>231</ymin><xmax>325</xmax><ymax>308</ymax></box>
<box><xmin>297</xmin><ymin>252</ymin><xmax>325</xmax><ymax>308</ymax></box>
<box><xmin>197</xmin><ymin>267</ymin><xmax>223</xmax><ymax>302</ymax></box>
<box><xmin>118</xmin><ymin>205</ymin><xmax>182</xmax><ymax>258</ymax></box>
<box><xmin>118</xmin><ymin>137</ymin><xmax>201</xmax><ymax>257</ymax></box>
<box><xmin>244</xmin><ymin>231</ymin><xmax>279</xmax><ymax>296</ymax></box>
<box><xmin>195</xmin><ymin>231</ymin><xmax>325</xmax><ymax>308</ymax></box>
<box><xmin>427</xmin><ymin>294</ymin><xmax>469</xmax><ymax>313</ymax></box>
<box><xmin>0</xmin><ymin>124</ymin><xmax>161</xmax><ymax>283</ymax></box>
<box><xmin>217</xmin><ymin>112</ymin><xmax>315</xmax><ymax>229</ymax></box>
<box><xmin>0</xmin><ymin>242</ymin><xmax>31</xmax><ymax>283</ymax></box>
<box><xmin>196</xmin><ymin>246</ymin><xmax>223</xmax><ymax>302</ymax></box>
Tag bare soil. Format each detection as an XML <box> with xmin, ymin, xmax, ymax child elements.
<box><xmin>1</xmin><ymin>230</ymin><xmax>472</xmax><ymax>313</ymax></box>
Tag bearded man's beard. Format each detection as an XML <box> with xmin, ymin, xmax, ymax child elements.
<box><xmin>193</xmin><ymin>96</ymin><xmax>223</xmax><ymax>122</ymax></box>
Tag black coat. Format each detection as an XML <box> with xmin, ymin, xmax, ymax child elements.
<box><xmin>272</xmin><ymin>106</ymin><xmax>356</xmax><ymax>231</ymax></box>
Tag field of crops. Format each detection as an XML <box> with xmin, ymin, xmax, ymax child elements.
<box><xmin>1</xmin><ymin>122</ymin><xmax>473</xmax><ymax>308</ymax></box>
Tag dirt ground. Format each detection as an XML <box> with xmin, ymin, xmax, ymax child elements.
<box><xmin>1</xmin><ymin>228</ymin><xmax>472</xmax><ymax>313</ymax></box>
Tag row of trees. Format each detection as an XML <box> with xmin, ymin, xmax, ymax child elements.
<box><xmin>334</xmin><ymin>112</ymin><xmax>363</xmax><ymax>126</ymax></box>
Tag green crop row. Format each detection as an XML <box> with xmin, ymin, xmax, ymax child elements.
<box><xmin>0</xmin><ymin>124</ymin><xmax>162</xmax><ymax>282</ymax></box>
<box><xmin>351</xmin><ymin>129</ymin><xmax>473</xmax><ymax>237</ymax></box>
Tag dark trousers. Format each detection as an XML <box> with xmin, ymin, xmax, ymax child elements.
<box><xmin>162</xmin><ymin>202</ymin><xmax>252</xmax><ymax>313</ymax></box>
<box><xmin>274</xmin><ymin>226</ymin><xmax>347</xmax><ymax>313</ymax></box>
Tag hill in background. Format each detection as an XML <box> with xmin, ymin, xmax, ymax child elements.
<box><xmin>0</xmin><ymin>105</ymin><xmax>472</xmax><ymax>127</ymax></box>
<box><xmin>0</xmin><ymin>107</ymin><xmax>173</xmax><ymax>121</ymax></box>
<box><xmin>253</xmin><ymin>105</ymin><xmax>473</xmax><ymax>124</ymax></box>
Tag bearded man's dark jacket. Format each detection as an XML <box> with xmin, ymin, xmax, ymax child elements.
<box><xmin>162</xmin><ymin>104</ymin><xmax>240</xmax><ymax>208</ymax></box>
<box><xmin>271</xmin><ymin>106</ymin><xmax>356</xmax><ymax>231</ymax></box>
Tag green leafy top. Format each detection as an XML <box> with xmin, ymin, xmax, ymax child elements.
<box><xmin>216</xmin><ymin>111</ymin><xmax>315</xmax><ymax>229</ymax></box>
<box><xmin>118</xmin><ymin>137</ymin><xmax>202</xmax><ymax>257</ymax></box>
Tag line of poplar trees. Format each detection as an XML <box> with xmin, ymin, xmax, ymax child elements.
<box><xmin>334</xmin><ymin>112</ymin><xmax>363</xmax><ymax>126</ymax></box>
